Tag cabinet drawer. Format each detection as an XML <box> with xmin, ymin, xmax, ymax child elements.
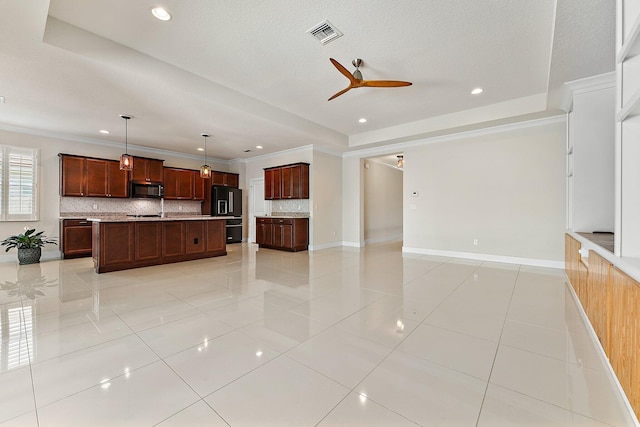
<box><xmin>257</xmin><ymin>217</ymin><xmax>272</xmax><ymax>224</ymax></box>
<box><xmin>63</xmin><ymin>219</ymin><xmax>91</xmax><ymax>226</ymax></box>
<box><xmin>273</xmin><ymin>218</ymin><xmax>293</xmax><ymax>225</ymax></box>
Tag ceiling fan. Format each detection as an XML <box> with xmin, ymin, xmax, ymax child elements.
<box><xmin>328</xmin><ymin>58</ymin><xmax>412</xmax><ymax>101</ymax></box>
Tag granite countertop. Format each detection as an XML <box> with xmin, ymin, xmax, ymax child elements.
<box><xmin>256</xmin><ymin>214</ymin><xmax>310</xmax><ymax>219</ymax></box>
<box><xmin>86</xmin><ymin>215</ymin><xmax>232</xmax><ymax>222</ymax></box>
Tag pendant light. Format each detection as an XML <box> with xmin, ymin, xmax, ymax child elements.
<box><xmin>119</xmin><ymin>114</ymin><xmax>133</xmax><ymax>171</ymax></box>
<box><xmin>200</xmin><ymin>133</ymin><xmax>212</xmax><ymax>178</ymax></box>
<box><xmin>397</xmin><ymin>155</ymin><xmax>404</xmax><ymax>168</ymax></box>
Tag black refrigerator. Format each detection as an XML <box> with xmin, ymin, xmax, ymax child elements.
<box><xmin>211</xmin><ymin>186</ymin><xmax>242</xmax><ymax>243</ymax></box>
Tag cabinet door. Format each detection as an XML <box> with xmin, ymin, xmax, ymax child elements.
<box><xmin>85</xmin><ymin>159</ymin><xmax>109</xmax><ymax>197</ymax></box>
<box><xmin>107</xmin><ymin>160</ymin><xmax>129</xmax><ymax>197</ymax></box>
<box><xmin>99</xmin><ymin>222</ymin><xmax>135</xmax><ymax>266</ymax></box>
<box><xmin>280</xmin><ymin>224</ymin><xmax>294</xmax><ymax>249</ymax></box>
<box><xmin>163</xmin><ymin>168</ymin><xmax>178</xmax><ymax>199</ymax></box>
<box><xmin>60</xmin><ymin>156</ymin><xmax>86</xmax><ymax>196</ymax></box>
<box><xmin>162</xmin><ymin>222</ymin><xmax>186</xmax><ymax>257</ymax></box>
<box><xmin>62</xmin><ymin>220</ymin><xmax>92</xmax><ymax>258</ymax></box>
<box><xmin>280</xmin><ymin>166</ymin><xmax>293</xmax><ymax>198</ymax></box>
<box><xmin>134</xmin><ymin>222</ymin><xmax>162</xmax><ymax>261</ymax></box>
<box><xmin>193</xmin><ymin>173</ymin><xmax>206</xmax><ymax>201</ymax></box>
<box><xmin>264</xmin><ymin>168</ymin><xmax>281</xmax><ymax>200</ymax></box>
<box><xmin>130</xmin><ymin>158</ymin><xmax>148</xmax><ymax>182</ymax></box>
<box><xmin>212</xmin><ymin>171</ymin><xmax>226</xmax><ymax>186</ymax></box>
<box><xmin>207</xmin><ymin>220</ymin><xmax>226</xmax><ymax>253</ymax></box>
<box><xmin>226</xmin><ymin>173</ymin><xmax>239</xmax><ymax>188</ymax></box>
<box><xmin>147</xmin><ymin>159</ymin><xmax>164</xmax><ymax>182</ymax></box>
<box><xmin>186</xmin><ymin>221</ymin><xmax>206</xmax><ymax>254</ymax></box>
<box><xmin>299</xmin><ymin>164</ymin><xmax>309</xmax><ymax>199</ymax></box>
<box><xmin>177</xmin><ymin>170</ymin><xmax>194</xmax><ymax>199</ymax></box>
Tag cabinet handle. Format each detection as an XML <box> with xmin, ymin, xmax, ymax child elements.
<box><xmin>79</xmin><ymin>221</ymin><xmax>88</xmax><ymax>224</ymax></box>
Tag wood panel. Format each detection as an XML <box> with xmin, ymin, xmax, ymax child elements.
<box><xmin>61</xmin><ymin>219</ymin><xmax>92</xmax><ymax>258</ymax></box>
<box><xmin>85</xmin><ymin>158</ymin><xmax>109</xmax><ymax>197</ymax></box>
<box><xmin>186</xmin><ymin>221</ymin><xmax>206</xmax><ymax>254</ymax></box>
<box><xmin>163</xmin><ymin>222</ymin><xmax>186</xmax><ymax>257</ymax></box>
<box><xmin>107</xmin><ymin>160</ymin><xmax>129</xmax><ymax>197</ymax></box>
<box><xmin>60</xmin><ymin>155</ymin><xmax>86</xmax><ymax>196</ymax></box>
<box><xmin>565</xmin><ymin>234</ymin><xmax>581</xmax><ymax>295</ymax></box>
<box><xmin>586</xmin><ymin>250</ymin><xmax>612</xmax><ymax>352</ymax></box>
<box><xmin>135</xmin><ymin>222</ymin><xmax>162</xmax><ymax>261</ymax></box>
<box><xmin>207</xmin><ymin>220</ymin><xmax>226</xmax><ymax>253</ymax></box>
<box><xmin>578</xmin><ymin>260</ymin><xmax>588</xmax><ymax>308</ymax></box>
<box><xmin>610</xmin><ymin>266</ymin><xmax>640</xmax><ymax>420</ymax></box>
<box><xmin>99</xmin><ymin>222</ymin><xmax>134</xmax><ymax>266</ymax></box>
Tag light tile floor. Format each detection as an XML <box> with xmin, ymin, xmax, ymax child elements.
<box><xmin>0</xmin><ymin>242</ymin><xmax>637</xmax><ymax>426</ymax></box>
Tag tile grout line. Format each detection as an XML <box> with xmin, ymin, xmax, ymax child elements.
<box><xmin>473</xmin><ymin>263</ymin><xmax>522</xmax><ymax>427</ymax></box>
<box><xmin>20</xmin><ymin>293</ymin><xmax>41</xmax><ymax>427</ymax></box>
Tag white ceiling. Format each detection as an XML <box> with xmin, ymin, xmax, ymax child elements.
<box><xmin>0</xmin><ymin>0</ymin><xmax>614</xmax><ymax>161</ymax></box>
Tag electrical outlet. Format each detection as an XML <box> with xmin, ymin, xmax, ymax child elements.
<box><xmin>92</xmin><ymin>203</ymin><xmax>98</xmax><ymax>210</ymax></box>
<box><xmin>473</xmin><ymin>239</ymin><xmax>478</xmax><ymax>245</ymax></box>
<box><xmin>179</xmin><ymin>205</ymin><xmax>183</xmax><ymax>211</ymax></box>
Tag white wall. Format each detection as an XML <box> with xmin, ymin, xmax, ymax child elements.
<box><xmin>364</xmin><ymin>160</ymin><xmax>402</xmax><ymax>243</ymax></box>
<box><xmin>312</xmin><ymin>150</ymin><xmax>342</xmax><ymax>248</ymax></box>
<box><xmin>570</xmin><ymin>85</ymin><xmax>615</xmax><ymax>233</ymax></box>
<box><xmin>342</xmin><ymin>156</ymin><xmax>364</xmax><ymax>246</ymax></box>
<box><xmin>0</xmin><ymin>128</ymin><xmax>218</xmax><ymax>259</ymax></box>
<box><xmin>402</xmin><ymin>118</ymin><xmax>566</xmax><ymax>262</ymax></box>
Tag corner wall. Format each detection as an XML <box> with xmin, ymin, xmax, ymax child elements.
<box><xmin>402</xmin><ymin>118</ymin><xmax>567</xmax><ymax>263</ymax></box>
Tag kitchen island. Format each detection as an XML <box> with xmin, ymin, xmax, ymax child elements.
<box><xmin>89</xmin><ymin>216</ymin><xmax>229</xmax><ymax>273</ymax></box>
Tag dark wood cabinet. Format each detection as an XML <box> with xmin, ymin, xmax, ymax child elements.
<box><xmin>256</xmin><ymin>217</ymin><xmax>308</xmax><ymax>251</ymax></box>
<box><xmin>130</xmin><ymin>157</ymin><xmax>164</xmax><ymax>183</ymax></box>
<box><xmin>60</xmin><ymin>154</ymin><xmax>128</xmax><ymax>198</ymax></box>
<box><xmin>86</xmin><ymin>158</ymin><xmax>128</xmax><ymax>198</ymax></box>
<box><xmin>60</xmin><ymin>155</ymin><xmax>86</xmax><ymax>196</ymax></box>
<box><xmin>264</xmin><ymin>163</ymin><xmax>309</xmax><ymax>200</ymax></box>
<box><xmin>61</xmin><ymin>219</ymin><xmax>92</xmax><ymax>258</ymax></box>
<box><xmin>134</xmin><ymin>222</ymin><xmax>162</xmax><ymax>262</ymax></box>
<box><xmin>92</xmin><ymin>219</ymin><xmax>228</xmax><ymax>273</ymax></box>
<box><xmin>163</xmin><ymin>168</ymin><xmax>194</xmax><ymax>200</ymax></box>
<box><xmin>186</xmin><ymin>221</ymin><xmax>206</xmax><ymax>254</ymax></box>
<box><xmin>264</xmin><ymin>168</ymin><xmax>281</xmax><ymax>200</ymax></box>
<box><xmin>194</xmin><ymin>173</ymin><xmax>207</xmax><ymax>201</ymax></box>
<box><xmin>212</xmin><ymin>171</ymin><xmax>240</xmax><ymax>188</ymax></box>
<box><xmin>163</xmin><ymin>222</ymin><xmax>186</xmax><ymax>258</ymax></box>
<box><xmin>92</xmin><ymin>222</ymin><xmax>135</xmax><ymax>268</ymax></box>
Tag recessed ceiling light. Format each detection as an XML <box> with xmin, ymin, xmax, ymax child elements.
<box><xmin>256</xmin><ymin>145</ymin><xmax>263</xmax><ymax>149</ymax></box>
<box><xmin>359</xmin><ymin>118</ymin><xmax>367</xmax><ymax>123</ymax></box>
<box><xmin>471</xmin><ymin>88</ymin><xmax>484</xmax><ymax>95</ymax></box>
<box><xmin>151</xmin><ymin>7</ymin><xmax>172</xmax><ymax>21</ymax></box>
<box><xmin>0</xmin><ymin>96</ymin><xmax>5</xmax><ymax>104</ymax></box>
<box><xmin>197</xmin><ymin>147</ymin><xmax>204</xmax><ymax>152</ymax></box>
<box><xmin>99</xmin><ymin>129</ymin><xmax>110</xmax><ymax>134</ymax></box>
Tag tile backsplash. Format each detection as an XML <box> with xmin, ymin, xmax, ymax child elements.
<box><xmin>270</xmin><ymin>199</ymin><xmax>310</xmax><ymax>214</ymax></box>
<box><xmin>60</xmin><ymin>197</ymin><xmax>202</xmax><ymax>216</ymax></box>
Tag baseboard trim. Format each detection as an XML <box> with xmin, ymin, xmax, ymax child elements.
<box><xmin>309</xmin><ymin>241</ymin><xmax>343</xmax><ymax>251</ymax></box>
<box><xmin>401</xmin><ymin>247</ymin><xmax>564</xmax><ymax>269</ymax></box>
<box><xmin>341</xmin><ymin>241</ymin><xmax>363</xmax><ymax>248</ymax></box>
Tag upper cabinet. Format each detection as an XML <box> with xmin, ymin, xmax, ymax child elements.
<box><xmin>264</xmin><ymin>163</ymin><xmax>309</xmax><ymax>200</ymax></box>
<box><xmin>60</xmin><ymin>155</ymin><xmax>86</xmax><ymax>196</ymax></box>
<box><xmin>164</xmin><ymin>167</ymin><xmax>195</xmax><ymax>200</ymax></box>
<box><xmin>59</xmin><ymin>154</ymin><xmax>128</xmax><ymax>198</ymax></box>
<box><xmin>211</xmin><ymin>171</ymin><xmax>239</xmax><ymax>188</ymax></box>
<box><xmin>86</xmin><ymin>158</ymin><xmax>129</xmax><ymax>198</ymax></box>
<box><xmin>130</xmin><ymin>157</ymin><xmax>164</xmax><ymax>183</ymax></box>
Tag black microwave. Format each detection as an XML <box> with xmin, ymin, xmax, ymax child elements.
<box><xmin>130</xmin><ymin>182</ymin><xmax>163</xmax><ymax>199</ymax></box>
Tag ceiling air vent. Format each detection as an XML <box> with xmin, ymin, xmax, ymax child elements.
<box><xmin>307</xmin><ymin>20</ymin><xmax>343</xmax><ymax>45</ymax></box>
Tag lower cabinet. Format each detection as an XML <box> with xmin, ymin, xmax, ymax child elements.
<box><xmin>61</xmin><ymin>219</ymin><xmax>93</xmax><ymax>258</ymax></box>
<box><xmin>93</xmin><ymin>219</ymin><xmax>227</xmax><ymax>273</ymax></box>
<box><xmin>256</xmin><ymin>217</ymin><xmax>308</xmax><ymax>251</ymax></box>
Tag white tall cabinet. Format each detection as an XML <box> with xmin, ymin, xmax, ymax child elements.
<box><xmin>616</xmin><ymin>0</ymin><xmax>640</xmax><ymax>256</ymax></box>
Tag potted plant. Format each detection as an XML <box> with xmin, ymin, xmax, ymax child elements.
<box><xmin>1</xmin><ymin>227</ymin><xmax>57</xmax><ymax>264</ymax></box>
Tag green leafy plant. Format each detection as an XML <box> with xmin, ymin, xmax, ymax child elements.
<box><xmin>1</xmin><ymin>228</ymin><xmax>57</xmax><ymax>251</ymax></box>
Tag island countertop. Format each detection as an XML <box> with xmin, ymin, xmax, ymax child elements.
<box><xmin>87</xmin><ymin>215</ymin><xmax>233</xmax><ymax>222</ymax></box>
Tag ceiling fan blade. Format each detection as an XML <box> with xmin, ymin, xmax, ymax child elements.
<box><xmin>328</xmin><ymin>86</ymin><xmax>353</xmax><ymax>101</ymax></box>
<box><xmin>330</xmin><ymin>58</ymin><xmax>358</xmax><ymax>84</ymax></box>
<box><xmin>361</xmin><ymin>80</ymin><xmax>412</xmax><ymax>88</ymax></box>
